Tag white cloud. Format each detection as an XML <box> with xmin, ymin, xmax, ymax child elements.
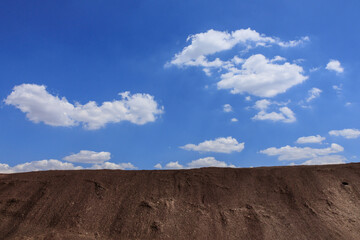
<box><xmin>270</xmin><ymin>55</ymin><xmax>286</xmax><ymax>62</ymax></box>
<box><xmin>180</xmin><ymin>136</ymin><xmax>245</xmax><ymax>153</ymax></box>
<box><xmin>333</xmin><ymin>84</ymin><xmax>343</xmax><ymax>94</ymax></box>
<box><xmin>90</xmin><ymin>162</ymin><xmax>136</xmax><ymax>170</ymax></box>
<box><xmin>169</xmin><ymin>29</ymin><xmax>309</xmax><ymax>98</ymax></box>
<box><xmin>260</xmin><ymin>143</ymin><xmax>344</xmax><ymax>161</ymax></box>
<box><xmin>187</xmin><ymin>157</ymin><xmax>235</xmax><ymax>168</ymax></box>
<box><xmin>231</xmin><ymin>118</ymin><xmax>238</xmax><ymax>122</ymax></box>
<box><xmin>306</xmin><ymin>88</ymin><xmax>322</xmax><ymax>102</ymax></box>
<box><xmin>301</xmin><ymin>155</ymin><xmax>346</xmax><ymax>165</ymax></box>
<box><xmin>217</xmin><ymin>54</ymin><xmax>308</xmax><ymax>97</ymax></box>
<box><xmin>0</xmin><ymin>163</ymin><xmax>11</xmax><ymax>173</ymax></box>
<box><xmin>165</xmin><ymin>161</ymin><xmax>183</xmax><ymax>169</ymax></box>
<box><xmin>245</xmin><ymin>96</ymin><xmax>251</xmax><ymax>101</ymax></box>
<box><xmin>0</xmin><ymin>158</ymin><xmax>137</xmax><ymax>173</ymax></box>
<box><xmin>203</xmin><ymin>68</ymin><xmax>212</xmax><ymax>76</ymax></box>
<box><xmin>296</xmin><ymin>135</ymin><xmax>325</xmax><ymax>144</ymax></box>
<box><xmin>5</xmin><ymin>84</ymin><xmax>164</xmax><ymax>130</ymax></box>
<box><xmin>0</xmin><ymin>159</ymin><xmax>82</xmax><ymax>173</ymax></box>
<box><xmin>154</xmin><ymin>163</ymin><xmax>162</xmax><ymax>169</ymax></box>
<box><xmin>326</xmin><ymin>59</ymin><xmax>344</xmax><ymax>73</ymax></box>
<box><xmin>170</xmin><ymin>28</ymin><xmax>308</xmax><ymax>67</ymax></box>
<box><xmin>278</xmin><ymin>107</ymin><xmax>296</xmax><ymax>123</ymax></box>
<box><xmin>178</xmin><ymin>55</ymin><xmax>225</xmax><ymax>69</ymax></box>
<box><xmin>252</xmin><ymin>100</ymin><xmax>296</xmax><ymax>123</ymax></box>
<box><xmin>163</xmin><ymin>157</ymin><xmax>235</xmax><ymax>169</ymax></box>
<box><xmin>254</xmin><ymin>99</ymin><xmax>272</xmax><ymax>110</ymax></box>
<box><xmin>5</xmin><ymin>84</ymin><xmax>76</xmax><ymax>127</ymax></box>
<box><xmin>277</xmin><ymin>36</ymin><xmax>310</xmax><ymax>48</ymax></box>
<box><xmin>329</xmin><ymin>129</ymin><xmax>360</xmax><ymax>139</ymax></box>
<box><xmin>63</xmin><ymin>150</ymin><xmax>111</xmax><ymax>164</ymax></box>
<box><xmin>293</xmin><ymin>58</ymin><xmax>305</xmax><ymax>64</ymax></box>
<box><xmin>252</xmin><ymin>108</ymin><xmax>296</xmax><ymax>123</ymax></box>
<box><xmin>232</xmin><ymin>56</ymin><xmax>245</xmax><ymax>64</ymax></box>
<box><xmin>309</xmin><ymin>67</ymin><xmax>320</xmax><ymax>72</ymax></box>
<box><xmin>223</xmin><ymin>104</ymin><xmax>232</xmax><ymax>112</ymax></box>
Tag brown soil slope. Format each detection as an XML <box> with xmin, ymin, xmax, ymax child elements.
<box><xmin>1</xmin><ymin>163</ymin><xmax>360</xmax><ymax>240</ymax></box>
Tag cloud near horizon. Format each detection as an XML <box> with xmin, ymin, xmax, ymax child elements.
<box><xmin>0</xmin><ymin>149</ymin><xmax>137</xmax><ymax>173</ymax></box>
<box><xmin>260</xmin><ymin>143</ymin><xmax>344</xmax><ymax>161</ymax></box>
<box><xmin>301</xmin><ymin>155</ymin><xmax>346</xmax><ymax>165</ymax></box>
<box><xmin>159</xmin><ymin>157</ymin><xmax>235</xmax><ymax>169</ymax></box>
<box><xmin>187</xmin><ymin>157</ymin><xmax>236</xmax><ymax>168</ymax></box>
<box><xmin>63</xmin><ymin>150</ymin><xmax>111</xmax><ymax>164</ymax></box>
<box><xmin>0</xmin><ymin>159</ymin><xmax>82</xmax><ymax>173</ymax></box>
<box><xmin>180</xmin><ymin>136</ymin><xmax>245</xmax><ymax>153</ymax></box>
<box><xmin>5</xmin><ymin>84</ymin><xmax>164</xmax><ymax>130</ymax></box>
<box><xmin>90</xmin><ymin>162</ymin><xmax>136</xmax><ymax>170</ymax></box>
<box><xmin>164</xmin><ymin>161</ymin><xmax>184</xmax><ymax>169</ymax></box>
<box><xmin>0</xmin><ymin>159</ymin><xmax>136</xmax><ymax>173</ymax></box>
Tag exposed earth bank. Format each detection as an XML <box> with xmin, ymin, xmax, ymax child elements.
<box><xmin>1</xmin><ymin>163</ymin><xmax>360</xmax><ymax>239</ymax></box>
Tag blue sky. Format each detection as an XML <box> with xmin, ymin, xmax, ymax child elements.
<box><xmin>1</xmin><ymin>0</ymin><xmax>360</xmax><ymax>172</ymax></box>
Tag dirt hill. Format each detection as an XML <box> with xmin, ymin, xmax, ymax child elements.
<box><xmin>1</xmin><ymin>163</ymin><xmax>360</xmax><ymax>239</ymax></box>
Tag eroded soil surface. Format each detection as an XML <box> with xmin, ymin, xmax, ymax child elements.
<box><xmin>1</xmin><ymin>163</ymin><xmax>360</xmax><ymax>239</ymax></box>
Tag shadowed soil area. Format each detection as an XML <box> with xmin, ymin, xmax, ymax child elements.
<box><xmin>1</xmin><ymin>163</ymin><xmax>360</xmax><ymax>239</ymax></box>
